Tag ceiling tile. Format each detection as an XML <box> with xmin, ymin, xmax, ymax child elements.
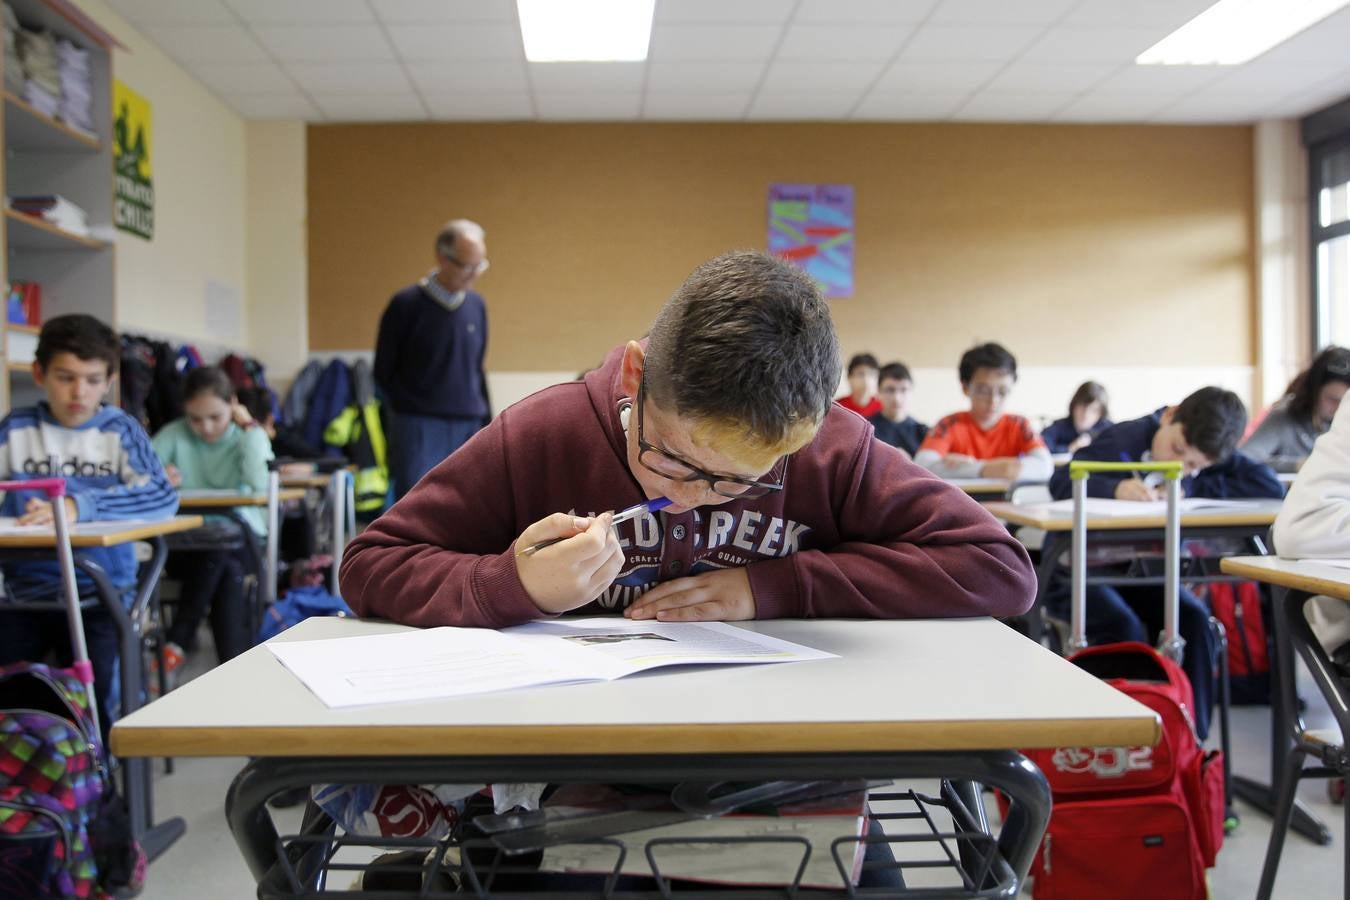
<box><xmin>225</xmin><ymin>93</ymin><xmax>321</xmax><ymax>119</ymax></box>
<box><xmin>654</xmin><ymin>0</ymin><xmax>794</xmax><ymax>24</ymax></box>
<box><xmin>928</xmin><ymin>0</ymin><xmax>1078</xmax><ymax>25</ymax></box>
<box><xmin>1019</xmin><ymin>27</ymin><xmax>1170</xmax><ymax>65</ymax></box>
<box><xmin>776</xmin><ymin>24</ymin><xmax>912</xmax><ymax>60</ymax></box>
<box><xmin>371</xmin><ymin>0</ymin><xmax>517</xmax><ymax>22</ymax></box>
<box><xmin>1204</xmin><ymin>60</ymin><xmax>1350</xmax><ymax>94</ymax></box>
<box><xmin>643</xmin><ymin>92</ymin><xmax>752</xmax><ymax>119</ymax></box>
<box><xmin>873</xmin><ymin>61</ymin><xmax>1002</xmax><ymax>93</ymax></box>
<box><xmin>253</xmin><ymin>25</ymin><xmax>395</xmax><ymax>62</ymax></box>
<box><xmin>645</xmin><ymin>61</ymin><xmax>765</xmax><ymax>93</ymax></box>
<box><xmin>1064</xmin><ymin>0</ymin><xmax>1214</xmax><ymax>30</ymax></box>
<box><xmin>191</xmin><ymin>62</ymin><xmax>296</xmax><ymax>94</ymax></box>
<box><xmin>795</xmin><ymin>0</ymin><xmax>939</xmax><ymax>23</ymax></box>
<box><xmin>984</xmin><ymin>62</ymin><xmax>1116</xmax><ymax>92</ymax></box>
<box><xmin>406</xmin><ymin>59</ymin><xmax>530</xmax><ymax>93</ymax></box>
<box><xmin>312</xmin><ymin>94</ymin><xmax>428</xmax><ymax>121</ymax></box>
<box><xmin>747</xmin><ymin>92</ymin><xmax>859</xmax><ymax>119</ymax></box>
<box><xmin>761</xmin><ymin>60</ymin><xmax>886</xmax><ymax>93</ymax></box>
<box><xmin>649</xmin><ymin>25</ymin><xmax>783</xmax><ymax>60</ymax></box>
<box><xmin>1148</xmin><ymin>92</ymin><xmax>1278</xmax><ymax>123</ymax></box>
<box><xmin>286</xmin><ymin>62</ymin><xmax>413</xmax><ymax>93</ymax></box>
<box><xmin>385</xmin><ymin>23</ymin><xmax>523</xmax><ymax>60</ymax></box>
<box><xmin>953</xmin><ymin>91</ymin><xmax>1076</xmax><ymax>120</ymax></box>
<box><xmin>900</xmin><ymin>25</ymin><xmax>1045</xmax><ymax>62</ymax></box>
<box><xmin>1053</xmin><ymin>93</ymin><xmax>1174</xmax><ymax>121</ymax></box>
<box><xmin>141</xmin><ymin>25</ymin><xmax>269</xmax><ymax>63</ymax></box>
<box><xmin>106</xmin><ymin>0</ymin><xmax>235</xmax><ymax>26</ymax></box>
<box><xmin>1254</xmin><ymin>7</ymin><xmax>1350</xmax><ymax>65</ymax></box>
<box><xmin>421</xmin><ymin>93</ymin><xmax>534</xmax><ymax>119</ymax></box>
<box><xmin>1092</xmin><ymin>65</ymin><xmax>1228</xmax><ymax>96</ymax></box>
<box><xmin>529</xmin><ymin>62</ymin><xmax>646</xmax><ymax>93</ymax></box>
<box><xmin>224</xmin><ymin>0</ymin><xmax>373</xmax><ymax>24</ymax></box>
<box><xmin>534</xmin><ymin>93</ymin><xmax>643</xmax><ymax>120</ymax></box>
<box><xmin>852</xmin><ymin>90</ymin><xmax>967</xmax><ymax>118</ymax></box>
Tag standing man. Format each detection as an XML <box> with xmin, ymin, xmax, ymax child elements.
<box><xmin>375</xmin><ymin>219</ymin><xmax>491</xmax><ymax>499</ymax></box>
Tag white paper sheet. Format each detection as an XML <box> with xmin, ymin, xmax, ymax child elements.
<box><xmin>268</xmin><ymin>619</ymin><xmax>837</xmax><ymax>708</ymax></box>
<box><xmin>1033</xmin><ymin>498</ymin><xmax>1264</xmax><ymax>518</ymax></box>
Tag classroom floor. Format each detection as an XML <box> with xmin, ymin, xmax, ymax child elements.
<box><xmin>139</xmin><ymin>636</ymin><xmax>1343</xmax><ymax>899</ymax></box>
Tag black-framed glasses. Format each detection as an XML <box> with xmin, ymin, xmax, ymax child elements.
<box><xmin>635</xmin><ymin>375</ymin><xmax>785</xmax><ymax>499</ymax></box>
<box><xmin>440</xmin><ymin>251</ymin><xmax>490</xmax><ymax>276</ymax></box>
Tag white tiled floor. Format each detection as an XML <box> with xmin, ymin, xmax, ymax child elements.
<box><xmin>136</xmin><ymin>644</ymin><xmax>1344</xmax><ymax>899</ymax></box>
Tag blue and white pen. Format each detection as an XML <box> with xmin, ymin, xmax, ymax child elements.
<box><xmin>517</xmin><ymin>497</ymin><xmax>673</xmax><ymax>557</ymax></box>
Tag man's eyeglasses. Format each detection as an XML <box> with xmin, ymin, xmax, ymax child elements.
<box><xmin>441</xmin><ymin>252</ymin><xmax>490</xmax><ymax>276</ymax></box>
<box><xmin>635</xmin><ymin>376</ymin><xmax>784</xmax><ymax>499</ymax></box>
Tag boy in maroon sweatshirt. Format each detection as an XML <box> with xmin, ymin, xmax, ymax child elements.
<box><xmin>341</xmin><ymin>251</ymin><xmax>1035</xmax><ymax>626</ymax></box>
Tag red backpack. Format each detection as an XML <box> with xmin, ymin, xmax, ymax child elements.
<box><xmin>1022</xmin><ymin>642</ymin><xmax>1225</xmax><ymax>900</ymax></box>
<box><xmin>1204</xmin><ymin>581</ymin><xmax>1271</xmax><ymax>704</ymax></box>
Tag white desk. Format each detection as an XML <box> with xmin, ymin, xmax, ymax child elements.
<box><xmin>113</xmin><ymin>616</ymin><xmax>1157</xmax><ymax>893</ymax></box>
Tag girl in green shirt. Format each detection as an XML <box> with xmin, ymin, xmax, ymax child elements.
<box><xmin>152</xmin><ymin>367</ymin><xmax>273</xmax><ymax>668</ymax></box>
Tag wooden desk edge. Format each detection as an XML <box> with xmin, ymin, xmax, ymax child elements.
<box><xmin>986</xmin><ymin>504</ymin><xmax>1278</xmax><ymax>532</ymax></box>
<box><xmin>178</xmin><ymin>489</ymin><xmax>306</xmax><ymax>507</ymax></box>
<box><xmin>0</xmin><ymin>515</ymin><xmax>205</xmax><ymax>548</ymax></box>
<box><xmin>111</xmin><ymin>715</ymin><xmax>1161</xmax><ymax>758</ymax></box>
<box><xmin>1220</xmin><ymin>558</ymin><xmax>1350</xmax><ymax>602</ymax></box>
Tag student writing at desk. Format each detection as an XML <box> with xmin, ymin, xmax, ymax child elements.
<box><xmin>1242</xmin><ymin>344</ymin><xmax>1350</xmax><ymax>473</ymax></box>
<box><xmin>914</xmin><ymin>342</ymin><xmax>1052</xmax><ymax>482</ymax></box>
<box><xmin>0</xmin><ymin>315</ymin><xmax>178</xmax><ymax>743</ymax></box>
<box><xmin>336</xmin><ymin>252</ymin><xmax>1037</xmax><ymax>886</ymax></box>
<box><xmin>1048</xmin><ymin>386</ymin><xmax>1282</xmax><ymax>740</ymax></box>
<box><xmin>152</xmin><ymin>367</ymin><xmax>274</xmax><ymax>670</ymax></box>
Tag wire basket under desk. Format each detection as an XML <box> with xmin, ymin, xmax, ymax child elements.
<box><xmin>259</xmin><ymin>786</ymin><xmax>1022</xmax><ymax>900</ymax></box>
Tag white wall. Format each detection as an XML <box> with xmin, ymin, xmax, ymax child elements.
<box><xmin>74</xmin><ymin>0</ymin><xmax>247</xmax><ymax>348</ymax></box>
<box><xmin>1255</xmin><ymin>119</ymin><xmax>1312</xmax><ymax>408</ymax></box>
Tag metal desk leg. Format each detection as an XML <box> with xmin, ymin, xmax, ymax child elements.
<box><xmin>329</xmin><ymin>470</ymin><xmax>344</xmax><ymax>595</ymax></box>
<box><xmin>1233</xmin><ymin>584</ymin><xmax>1333</xmax><ymax>845</ymax></box>
<box><xmin>77</xmin><ymin>542</ymin><xmax>187</xmax><ymax>862</ymax></box>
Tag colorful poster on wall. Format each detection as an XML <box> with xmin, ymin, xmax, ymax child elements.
<box><xmin>112</xmin><ymin>80</ymin><xmax>154</xmax><ymax>240</ymax></box>
<box><xmin>767</xmin><ymin>183</ymin><xmax>853</xmax><ymax>298</ymax></box>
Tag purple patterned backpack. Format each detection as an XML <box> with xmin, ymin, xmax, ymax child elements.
<box><xmin>0</xmin><ymin>663</ymin><xmax>143</xmax><ymax>899</ymax></box>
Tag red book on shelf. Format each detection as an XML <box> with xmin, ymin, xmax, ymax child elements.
<box><xmin>22</xmin><ymin>282</ymin><xmax>40</xmax><ymax>325</ymax></box>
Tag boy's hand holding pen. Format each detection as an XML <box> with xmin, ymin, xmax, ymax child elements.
<box><xmin>514</xmin><ymin>498</ymin><xmax>671</xmax><ymax>614</ymax></box>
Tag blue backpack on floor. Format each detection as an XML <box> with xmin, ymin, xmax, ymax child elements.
<box><xmin>257</xmin><ymin>586</ymin><xmax>353</xmax><ymax>644</ymax></box>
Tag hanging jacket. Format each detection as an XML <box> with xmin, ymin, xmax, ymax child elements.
<box><xmin>282</xmin><ymin>360</ymin><xmax>324</xmax><ymax>429</ymax></box>
<box><xmin>324</xmin><ymin>399</ymin><xmax>389</xmax><ymax>515</ymax></box>
<box><xmin>304</xmin><ymin>360</ymin><xmax>353</xmax><ymax>455</ymax></box>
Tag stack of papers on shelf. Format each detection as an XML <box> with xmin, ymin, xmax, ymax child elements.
<box><xmin>10</xmin><ymin>194</ymin><xmax>89</xmax><ymax>236</ymax></box>
<box><xmin>55</xmin><ymin>38</ymin><xmax>91</xmax><ymax>133</ymax></box>
<box><xmin>2</xmin><ymin>4</ymin><xmax>24</xmax><ymax>93</ymax></box>
<box><xmin>267</xmin><ymin>618</ymin><xmax>837</xmax><ymax>708</ymax></box>
<box><xmin>1032</xmin><ymin>498</ymin><xmax>1264</xmax><ymax>518</ymax></box>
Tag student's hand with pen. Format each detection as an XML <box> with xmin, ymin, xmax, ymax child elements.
<box><xmin>624</xmin><ymin>568</ymin><xmax>754</xmax><ymax>622</ymax></box>
<box><xmin>163</xmin><ymin>464</ymin><xmax>183</xmax><ymax>488</ymax></box>
<box><xmin>515</xmin><ymin>512</ymin><xmax>625</xmax><ymax>614</ymax></box>
<box><xmin>1115</xmin><ymin>479</ymin><xmax>1161</xmax><ymax>502</ymax></box>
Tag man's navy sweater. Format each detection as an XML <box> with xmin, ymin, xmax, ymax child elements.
<box><xmin>1049</xmin><ymin>409</ymin><xmax>1283</xmax><ymax>501</ymax></box>
<box><xmin>374</xmin><ymin>284</ymin><xmax>490</xmax><ymax>421</ymax></box>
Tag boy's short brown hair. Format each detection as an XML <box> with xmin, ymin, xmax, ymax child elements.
<box><xmin>36</xmin><ymin>314</ymin><xmax>119</xmax><ymax>376</ymax></box>
<box><xmin>644</xmin><ymin>251</ymin><xmax>840</xmax><ymax>464</ymax></box>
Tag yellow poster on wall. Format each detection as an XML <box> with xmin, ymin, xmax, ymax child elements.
<box><xmin>112</xmin><ymin>80</ymin><xmax>154</xmax><ymax>239</ymax></box>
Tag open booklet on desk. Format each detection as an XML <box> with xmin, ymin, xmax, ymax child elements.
<box><xmin>267</xmin><ymin>618</ymin><xmax>837</xmax><ymax>708</ymax></box>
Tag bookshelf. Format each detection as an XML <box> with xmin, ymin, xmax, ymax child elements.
<box><xmin>0</xmin><ymin>0</ymin><xmax>117</xmax><ymax>412</ymax></box>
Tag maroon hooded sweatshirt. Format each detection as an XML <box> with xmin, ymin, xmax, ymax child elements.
<box><xmin>341</xmin><ymin>344</ymin><xmax>1036</xmax><ymax>627</ymax></box>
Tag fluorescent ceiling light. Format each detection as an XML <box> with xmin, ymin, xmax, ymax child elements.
<box><xmin>1136</xmin><ymin>0</ymin><xmax>1350</xmax><ymax>65</ymax></box>
<box><xmin>517</xmin><ymin>0</ymin><xmax>655</xmax><ymax>62</ymax></box>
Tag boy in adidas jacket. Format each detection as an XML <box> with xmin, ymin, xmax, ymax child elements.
<box><xmin>342</xmin><ymin>251</ymin><xmax>1036</xmax><ymax>627</ymax></box>
<box><xmin>0</xmin><ymin>315</ymin><xmax>178</xmax><ymax>739</ymax></box>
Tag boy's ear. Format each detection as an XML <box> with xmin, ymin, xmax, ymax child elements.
<box><xmin>619</xmin><ymin>341</ymin><xmax>645</xmax><ymax>398</ymax></box>
<box><xmin>30</xmin><ymin>361</ymin><xmax>43</xmax><ymax>386</ymax></box>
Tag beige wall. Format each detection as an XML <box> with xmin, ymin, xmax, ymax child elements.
<box><xmin>308</xmin><ymin>122</ymin><xmax>1255</xmax><ymax>391</ymax></box>
<box><xmin>75</xmin><ymin>0</ymin><xmax>247</xmax><ymax>348</ymax></box>
<box><xmin>245</xmin><ymin>121</ymin><xmax>308</xmax><ymax>382</ymax></box>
